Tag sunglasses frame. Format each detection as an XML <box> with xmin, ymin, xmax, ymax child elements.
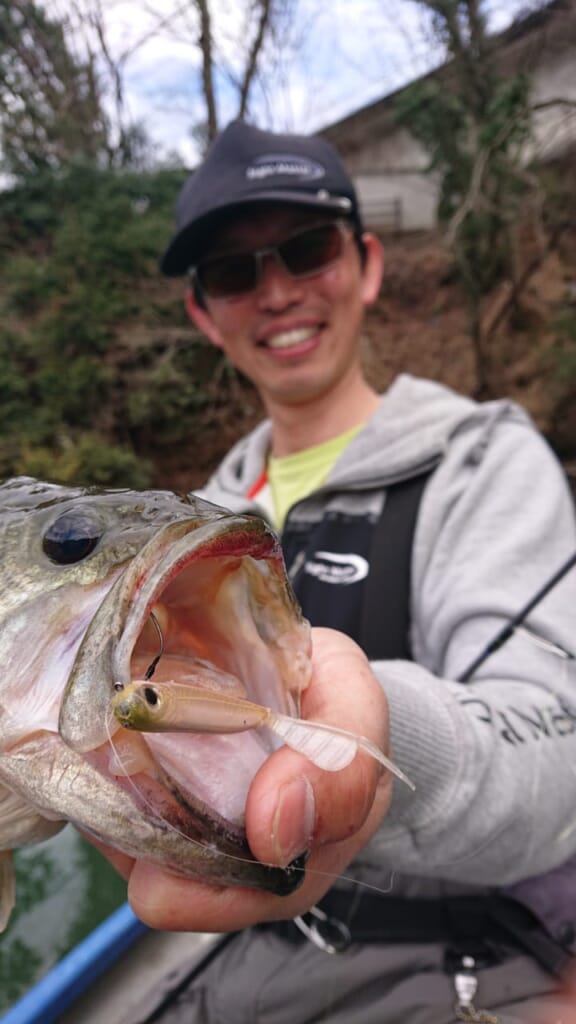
<box><xmin>189</xmin><ymin>219</ymin><xmax>351</xmax><ymax>300</ymax></box>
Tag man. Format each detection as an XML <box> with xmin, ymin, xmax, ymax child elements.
<box><xmin>110</xmin><ymin>121</ymin><xmax>576</xmax><ymax>1022</ymax></box>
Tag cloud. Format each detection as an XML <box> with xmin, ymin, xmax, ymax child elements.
<box><xmin>39</xmin><ymin>0</ymin><xmax>534</xmax><ymax>165</ymax></box>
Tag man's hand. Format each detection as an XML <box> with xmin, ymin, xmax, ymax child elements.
<box><xmin>91</xmin><ymin>627</ymin><xmax>393</xmax><ymax>932</ymax></box>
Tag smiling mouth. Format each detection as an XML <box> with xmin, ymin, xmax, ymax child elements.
<box><xmin>260</xmin><ymin>326</ymin><xmax>322</xmax><ymax>350</ymax></box>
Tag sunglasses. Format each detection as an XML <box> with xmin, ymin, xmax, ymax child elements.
<box><xmin>191</xmin><ymin>220</ymin><xmax>350</xmax><ymax>300</ymax></box>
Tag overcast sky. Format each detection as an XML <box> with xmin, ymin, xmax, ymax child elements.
<box><xmin>47</xmin><ymin>0</ymin><xmax>536</xmax><ymax>166</ymax></box>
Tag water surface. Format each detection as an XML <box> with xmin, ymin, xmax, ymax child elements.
<box><xmin>0</xmin><ymin>827</ymin><xmax>126</xmax><ymax>1012</ymax></box>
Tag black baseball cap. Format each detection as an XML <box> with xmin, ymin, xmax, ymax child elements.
<box><xmin>160</xmin><ymin>120</ymin><xmax>363</xmax><ymax>277</ymax></box>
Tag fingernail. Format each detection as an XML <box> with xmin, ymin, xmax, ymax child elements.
<box><xmin>271</xmin><ymin>776</ymin><xmax>315</xmax><ymax>868</ymax></box>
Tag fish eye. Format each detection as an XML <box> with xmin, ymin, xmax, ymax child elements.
<box><xmin>143</xmin><ymin>686</ymin><xmax>159</xmax><ymax>707</ymax></box>
<box><xmin>42</xmin><ymin>511</ymin><xmax>102</xmax><ymax>565</ymax></box>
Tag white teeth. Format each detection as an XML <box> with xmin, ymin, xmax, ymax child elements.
<box><xmin>266</xmin><ymin>327</ymin><xmax>316</xmax><ymax>349</ymax></box>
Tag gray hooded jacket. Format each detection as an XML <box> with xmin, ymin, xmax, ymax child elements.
<box><xmin>200</xmin><ymin>374</ymin><xmax>576</xmax><ymax>934</ymax></box>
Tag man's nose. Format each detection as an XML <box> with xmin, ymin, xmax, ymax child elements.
<box><xmin>255</xmin><ymin>250</ymin><xmax>303</xmax><ymax>308</ymax></box>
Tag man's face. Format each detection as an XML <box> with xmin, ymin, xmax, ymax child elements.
<box><xmin>185</xmin><ymin>205</ymin><xmax>384</xmax><ymax>411</ymax></box>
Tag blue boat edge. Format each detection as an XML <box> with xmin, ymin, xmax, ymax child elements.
<box><xmin>2</xmin><ymin>902</ymin><xmax>148</xmax><ymax>1024</ymax></box>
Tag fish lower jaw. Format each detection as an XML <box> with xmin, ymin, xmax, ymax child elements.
<box><xmin>85</xmin><ymin>742</ymin><xmax>241</xmax><ymax>836</ymax></box>
<box><xmin>87</xmin><ymin>727</ymin><xmax>259</xmax><ymax>831</ymax></box>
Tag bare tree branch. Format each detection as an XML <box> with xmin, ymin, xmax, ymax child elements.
<box><xmin>194</xmin><ymin>0</ymin><xmax>217</xmax><ymax>140</ymax></box>
<box><xmin>237</xmin><ymin>0</ymin><xmax>273</xmax><ymax>119</ymax></box>
<box><xmin>531</xmin><ymin>99</ymin><xmax>576</xmax><ymax>113</ymax></box>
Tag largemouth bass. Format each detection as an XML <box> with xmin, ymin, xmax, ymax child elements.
<box><xmin>0</xmin><ymin>477</ymin><xmax>408</xmax><ymax>933</ymax></box>
<box><xmin>0</xmin><ymin>476</ymin><xmax>314</xmax><ymax>931</ymax></box>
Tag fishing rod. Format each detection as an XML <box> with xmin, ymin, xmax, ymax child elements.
<box><xmin>458</xmin><ymin>550</ymin><xmax>576</xmax><ymax>682</ymax></box>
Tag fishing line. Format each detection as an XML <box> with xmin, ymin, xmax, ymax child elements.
<box><xmin>102</xmin><ymin>707</ymin><xmax>398</xmax><ymax>900</ymax></box>
<box><xmin>514</xmin><ymin>625</ymin><xmax>575</xmax><ymax>661</ymax></box>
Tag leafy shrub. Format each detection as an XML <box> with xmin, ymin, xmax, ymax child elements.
<box><xmin>125</xmin><ymin>342</ymin><xmax>218</xmax><ymax>443</ymax></box>
<box><xmin>4</xmin><ymin>256</ymin><xmax>58</xmax><ymax>314</ymax></box>
<box><xmin>18</xmin><ymin>434</ymin><xmax>153</xmax><ymax>489</ymax></box>
<box><xmin>550</xmin><ymin>303</ymin><xmax>576</xmax><ymax>384</ymax></box>
<box><xmin>0</xmin><ymin>164</ymin><xmax>195</xmax><ymax>485</ymax></box>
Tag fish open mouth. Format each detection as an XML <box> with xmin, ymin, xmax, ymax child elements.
<box><xmin>58</xmin><ymin>511</ymin><xmax>311</xmax><ymax>892</ymax></box>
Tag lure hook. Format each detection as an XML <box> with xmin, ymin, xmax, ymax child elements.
<box><xmin>144</xmin><ymin>610</ymin><xmax>165</xmax><ymax>680</ymax></box>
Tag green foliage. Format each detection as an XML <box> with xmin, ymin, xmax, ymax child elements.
<box><xmin>38</xmin><ymin>358</ymin><xmax>113</xmax><ymax>424</ymax></box>
<box><xmin>396</xmin><ymin>62</ymin><xmax>532</xmax><ymax>296</ymax></box>
<box><xmin>0</xmin><ymin>163</ymin><xmax>190</xmax><ymax>486</ymax></box>
<box><xmin>18</xmin><ymin>434</ymin><xmax>153</xmax><ymax>489</ymax></box>
<box><xmin>394</xmin><ymin>0</ymin><xmax>545</xmax><ymax>393</ymax></box>
<box><xmin>125</xmin><ymin>341</ymin><xmax>221</xmax><ymax>444</ymax></box>
<box><xmin>550</xmin><ymin>302</ymin><xmax>576</xmax><ymax>384</ymax></box>
<box><xmin>3</xmin><ymin>255</ymin><xmax>58</xmax><ymax>313</ymax></box>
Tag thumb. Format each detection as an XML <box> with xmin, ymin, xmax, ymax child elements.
<box><xmin>245</xmin><ymin>628</ymin><xmax>392</xmax><ymax>868</ymax></box>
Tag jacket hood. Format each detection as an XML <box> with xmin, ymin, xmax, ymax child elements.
<box><xmin>201</xmin><ymin>375</ymin><xmax>530</xmax><ymax>506</ymax></box>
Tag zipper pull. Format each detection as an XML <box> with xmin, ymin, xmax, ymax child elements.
<box><xmin>454</xmin><ymin>955</ymin><xmax>499</xmax><ymax>1023</ymax></box>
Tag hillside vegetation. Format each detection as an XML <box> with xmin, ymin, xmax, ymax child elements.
<box><xmin>1</xmin><ymin>164</ymin><xmax>575</xmax><ymax>493</ymax></box>
<box><xmin>0</xmin><ymin>165</ymin><xmax>258</xmax><ymax>489</ymax></box>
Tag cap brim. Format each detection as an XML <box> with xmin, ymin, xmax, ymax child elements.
<box><xmin>159</xmin><ymin>192</ymin><xmax>355</xmax><ymax>277</ymax></box>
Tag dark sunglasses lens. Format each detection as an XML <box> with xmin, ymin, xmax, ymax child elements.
<box><xmin>198</xmin><ymin>253</ymin><xmax>258</xmax><ymax>298</ymax></box>
<box><xmin>280</xmin><ymin>223</ymin><xmax>343</xmax><ymax>276</ymax></box>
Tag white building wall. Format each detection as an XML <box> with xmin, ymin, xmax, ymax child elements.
<box><xmin>334</xmin><ymin>17</ymin><xmax>575</xmax><ymax>234</ymax></box>
<box><xmin>345</xmin><ymin>128</ymin><xmax>431</xmax><ymax>174</ymax></box>
<box><xmin>354</xmin><ymin>172</ymin><xmax>438</xmax><ymax>231</ymax></box>
<box><xmin>347</xmin><ymin>127</ymin><xmax>440</xmax><ymax>231</ymax></box>
<box><xmin>530</xmin><ymin>50</ymin><xmax>576</xmax><ymax>159</ymax></box>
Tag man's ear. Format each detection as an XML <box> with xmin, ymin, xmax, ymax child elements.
<box><xmin>359</xmin><ymin>234</ymin><xmax>385</xmax><ymax>306</ymax></box>
<box><xmin>184</xmin><ymin>288</ymin><xmax>224</xmax><ymax>349</ymax></box>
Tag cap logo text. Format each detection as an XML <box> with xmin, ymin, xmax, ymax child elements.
<box><xmin>246</xmin><ymin>154</ymin><xmax>325</xmax><ymax>182</ymax></box>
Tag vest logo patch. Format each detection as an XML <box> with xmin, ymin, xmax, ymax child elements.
<box><xmin>303</xmin><ymin>551</ymin><xmax>369</xmax><ymax>585</ymax></box>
